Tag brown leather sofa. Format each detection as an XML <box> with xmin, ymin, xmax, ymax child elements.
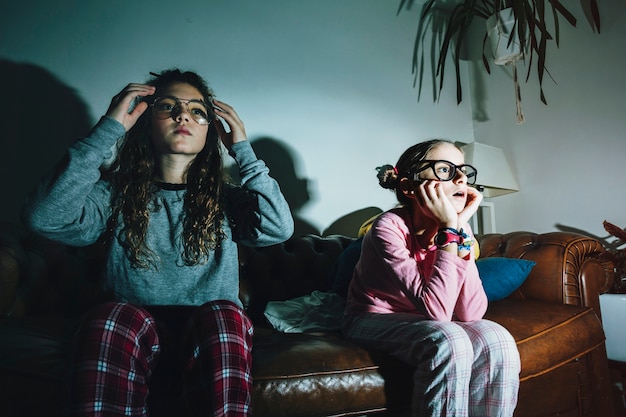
<box><xmin>0</xmin><ymin>221</ymin><xmax>616</xmax><ymax>417</ymax></box>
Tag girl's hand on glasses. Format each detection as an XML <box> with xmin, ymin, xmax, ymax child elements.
<box><xmin>212</xmin><ymin>99</ymin><xmax>247</xmax><ymax>150</ymax></box>
<box><xmin>106</xmin><ymin>84</ymin><xmax>156</xmax><ymax>131</ymax></box>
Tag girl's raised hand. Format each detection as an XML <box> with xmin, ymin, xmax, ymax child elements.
<box><xmin>417</xmin><ymin>180</ymin><xmax>459</xmax><ymax>228</ymax></box>
<box><xmin>211</xmin><ymin>99</ymin><xmax>247</xmax><ymax>150</ymax></box>
<box><xmin>457</xmin><ymin>186</ymin><xmax>483</xmax><ymax>228</ymax></box>
<box><xmin>106</xmin><ymin>84</ymin><xmax>156</xmax><ymax>131</ymax></box>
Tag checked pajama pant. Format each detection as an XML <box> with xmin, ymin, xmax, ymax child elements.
<box><xmin>342</xmin><ymin>313</ymin><xmax>520</xmax><ymax>417</ymax></box>
<box><xmin>67</xmin><ymin>300</ymin><xmax>253</xmax><ymax>417</ymax></box>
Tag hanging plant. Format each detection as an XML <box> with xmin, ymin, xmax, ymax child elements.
<box><xmin>397</xmin><ymin>0</ymin><xmax>601</xmax><ymax>122</ymax></box>
<box><xmin>485</xmin><ymin>7</ymin><xmax>526</xmax><ymax>122</ymax></box>
<box><xmin>599</xmin><ymin>220</ymin><xmax>626</xmax><ymax>293</ymax></box>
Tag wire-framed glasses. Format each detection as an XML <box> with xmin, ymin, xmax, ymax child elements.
<box><xmin>412</xmin><ymin>160</ymin><xmax>478</xmax><ymax>185</ymax></box>
<box><xmin>151</xmin><ymin>96</ymin><xmax>212</xmax><ymax>126</ymax></box>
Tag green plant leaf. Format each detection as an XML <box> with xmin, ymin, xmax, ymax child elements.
<box><xmin>589</xmin><ymin>0</ymin><xmax>601</xmax><ymax>33</ymax></box>
<box><xmin>547</xmin><ymin>0</ymin><xmax>577</xmax><ymax>27</ymax></box>
<box><xmin>396</xmin><ymin>0</ymin><xmax>600</xmax><ymax>108</ymax></box>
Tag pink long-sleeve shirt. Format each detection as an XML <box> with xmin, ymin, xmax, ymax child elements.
<box><xmin>345</xmin><ymin>208</ymin><xmax>487</xmax><ymax>322</ymax></box>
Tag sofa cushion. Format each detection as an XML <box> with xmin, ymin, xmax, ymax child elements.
<box><xmin>250</xmin><ymin>327</ymin><xmax>413</xmax><ymax>417</ymax></box>
<box><xmin>476</xmin><ymin>257</ymin><xmax>535</xmax><ymax>301</ymax></box>
<box><xmin>252</xmin><ymin>298</ymin><xmax>607</xmax><ymax>417</ymax></box>
<box><xmin>485</xmin><ymin>299</ymin><xmax>606</xmax><ymax>381</ymax></box>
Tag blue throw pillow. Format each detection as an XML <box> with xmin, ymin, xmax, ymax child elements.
<box><xmin>476</xmin><ymin>257</ymin><xmax>536</xmax><ymax>301</ymax></box>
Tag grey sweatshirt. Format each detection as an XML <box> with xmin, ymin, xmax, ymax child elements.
<box><xmin>23</xmin><ymin>116</ymin><xmax>294</xmax><ymax>307</ymax></box>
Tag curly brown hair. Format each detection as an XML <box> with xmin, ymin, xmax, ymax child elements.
<box><xmin>104</xmin><ymin>69</ymin><xmax>226</xmax><ymax>269</ymax></box>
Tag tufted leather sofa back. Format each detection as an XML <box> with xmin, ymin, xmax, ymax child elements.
<box><xmin>0</xmin><ymin>222</ymin><xmax>614</xmax><ymax>324</ymax></box>
<box><xmin>0</xmin><ymin>222</ymin><xmax>355</xmax><ymax>322</ymax></box>
<box><xmin>238</xmin><ymin>234</ymin><xmax>354</xmax><ymax>324</ymax></box>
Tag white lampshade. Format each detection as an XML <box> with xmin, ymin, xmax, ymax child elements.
<box><xmin>461</xmin><ymin>142</ymin><xmax>519</xmax><ymax>198</ymax></box>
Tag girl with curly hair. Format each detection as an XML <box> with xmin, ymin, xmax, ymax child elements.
<box><xmin>24</xmin><ymin>69</ymin><xmax>294</xmax><ymax>416</ymax></box>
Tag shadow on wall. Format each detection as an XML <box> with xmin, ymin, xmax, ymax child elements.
<box><xmin>248</xmin><ymin>137</ymin><xmax>320</xmax><ymax>237</ymax></box>
<box><xmin>0</xmin><ymin>60</ymin><xmax>93</xmax><ymax>225</ymax></box>
<box><xmin>323</xmin><ymin>207</ymin><xmax>382</xmax><ymax>237</ymax></box>
<box><xmin>248</xmin><ymin>137</ymin><xmax>383</xmax><ymax>238</ymax></box>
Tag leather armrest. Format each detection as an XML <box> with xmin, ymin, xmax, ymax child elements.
<box><xmin>478</xmin><ymin>232</ymin><xmax>613</xmax><ymax>318</ymax></box>
<box><xmin>0</xmin><ymin>221</ymin><xmax>103</xmax><ymax>318</ymax></box>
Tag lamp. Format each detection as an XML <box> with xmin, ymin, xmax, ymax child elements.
<box><xmin>459</xmin><ymin>141</ymin><xmax>519</xmax><ymax>235</ymax></box>
<box><xmin>461</xmin><ymin>142</ymin><xmax>519</xmax><ymax>197</ymax></box>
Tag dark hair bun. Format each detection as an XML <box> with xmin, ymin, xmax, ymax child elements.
<box><xmin>376</xmin><ymin>164</ymin><xmax>398</xmax><ymax>190</ymax></box>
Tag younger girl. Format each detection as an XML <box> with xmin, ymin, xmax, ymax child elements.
<box><xmin>342</xmin><ymin>139</ymin><xmax>520</xmax><ymax>417</ymax></box>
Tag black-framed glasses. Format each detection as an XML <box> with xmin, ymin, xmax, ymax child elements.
<box><xmin>412</xmin><ymin>160</ymin><xmax>478</xmax><ymax>185</ymax></box>
<box><xmin>150</xmin><ymin>96</ymin><xmax>212</xmax><ymax>126</ymax></box>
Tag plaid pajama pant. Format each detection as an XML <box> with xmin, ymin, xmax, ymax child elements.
<box><xmin>342</xmin><ymin>313</ymin><xmax>520</xmax><ymax>417</ymax></box>
<box><xmin>67</xmin><ymin>300</ymin><xmax>253</xmax><ymax>417</ymax></box>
